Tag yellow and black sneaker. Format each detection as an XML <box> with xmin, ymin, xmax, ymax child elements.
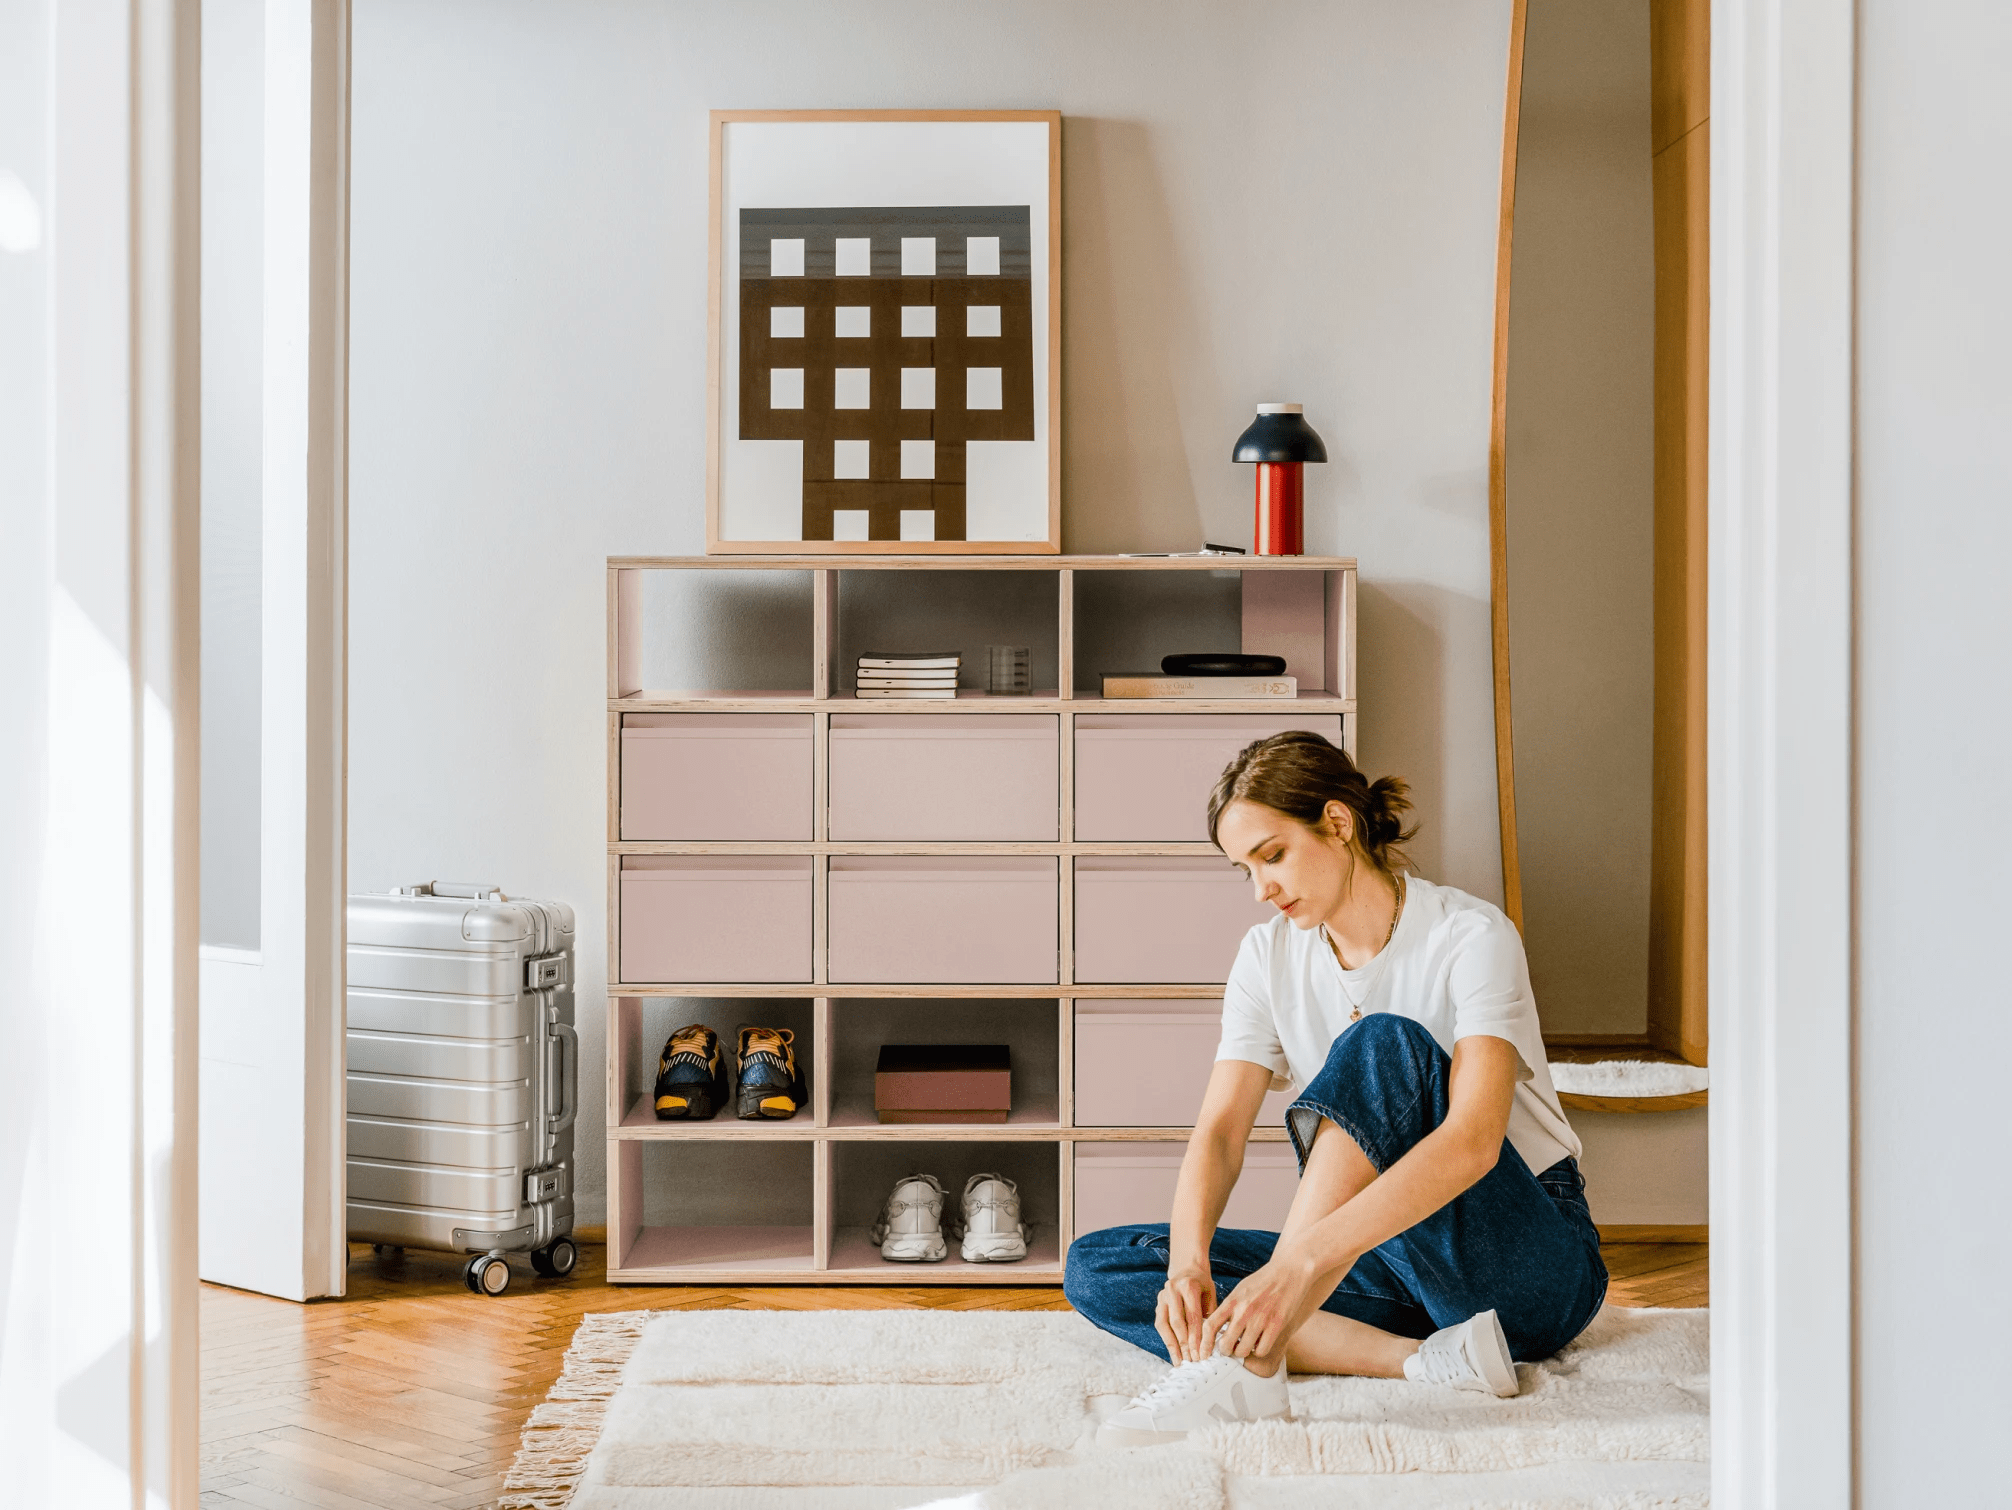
<box><xmin>654</xmin><ymin>1024</ymin><xmax>728</xmax><ymax>1120</ymax></box>
<box><xmin>735</xmin><ymin>1026</ymin><xmax>807</xmax><ymax>1120</ymax></box>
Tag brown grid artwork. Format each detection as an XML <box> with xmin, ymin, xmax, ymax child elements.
<box><xmin>739</xmin><ymin>206</ymin><xmax>1036</xmax><ymax>543</ymax></box>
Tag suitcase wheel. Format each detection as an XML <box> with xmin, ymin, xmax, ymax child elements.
<box><xmin>531</xmin><ymin>1236</ymin><xmax>579</xmax><ymax>1280</ymax></box>
<box><xmin>464</xmin><ymin>1254</ymin><xmax>511</xmax><ymax>1296</ymax></box>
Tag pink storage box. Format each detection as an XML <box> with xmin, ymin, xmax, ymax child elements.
<box><xmin>829</xmin><ymin>714</ymin><xmax>1058</xmax><ymax>841</ymax></box>
<box><xmin>1074</xmin><ymin>1142</ymin><xmax>1299</xmax><ymax>1233</ymax></box>
<box><xmin>1073</xmin><ymin>856</ymin><xmax>1275</xmax><ymax>983</ymax></box>
<box><xmin>1073</xmin><ymin>1000</ymin><xmax>1296</xmax><ymax>1127</ymax></box>
<box><xmin>618</xmin><ymin>855</ymin><xmax>812</xmax><ymax>983</ymax></box>
<box><xmin>1074</xmin><ymin>714</ymin><xmax>1344</xmax><ymax>841</ymax></box>
<box><xmin>828</xmin><ymin>857</ymin><xmax>1058</xmax><ymax>984</ymax></box>
<box><xmin>621</xmin><ymin>714</ymin><xmax>813</xmax><ymax>841</ymax></box>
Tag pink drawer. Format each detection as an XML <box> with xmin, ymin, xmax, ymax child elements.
<box><xmin>1073</xmin><ymin>857</ymin><xmax>1275</xmax><ymax>983</ymax></box>
<box><xmin>1074</xmin><ymin>1001</ymin><xmax>1295</xmax><ymax>1127</ymax></box>
<box><xmin>828</xmin><ymin>857</ymin><xmax>1057</xmax><ymax>984</ymax></box>
<box><xmin>829</xmin><ymin>714</ymin><xmax>1057</xmax><ymax>840</ymax></box>
<box><xmin>621</xmin><ymin>714</ymin><xmax>812</xmax><ymax>841</ymax></box>
<box><xmin>1074</xmin><ymin>714</ymin><xmax>1344</xmax><ymax>840</ymax></box>
<box><xmin>618</xmin><ymin>855</ymin><xmax>812</xmax><ymax>983</ymax></box>
<box><xmin>1074</xmin><ymin>1142</ymin><xmax>1299</xmax><ymax>1233</ymax></box>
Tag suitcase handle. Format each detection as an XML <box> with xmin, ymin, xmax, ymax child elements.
<box><xmin>406</xmin><ymin>880</ymin><xmax>505</xmax><ymax>901</ymax></box>
<box><xmin>548</xmin><ymin>1022</ymin><xmax>578</xmax><ymax>1134</ymax></box>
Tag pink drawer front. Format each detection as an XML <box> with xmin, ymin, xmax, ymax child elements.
<box><xmin>621</xmin><ymin>714</ymin><xmax>812</xmax><ymax>841</ymax></box>
<box><xmin>618</xmin><ymin>855</ymin><xmax>812</xmax><ymax>983</ymax></box>
<box><xmin>828</xmin><ymin>857</ymin><xmax>1058</xmax><ymax>984</ymax></box>
<box><xmin>829</xmin><ymin>714</ymin><xmax>1057</xmax><ymax>841</ymax></box>
<box><xmin>1073</xmin><ymin>1143</ymin><xmax>1299</xmax><ymax>1233</ymax></box>
<box><xmin>1073</xmin><ymin>857</ymin><xmax>1275</xmax><ymax>983</ymax></box>
<box><xmin>1074</xmin><ymin>714</ymin><xmax>1344</xmax><ymax>841</ymax></box>
<box><xmin>1073</xmin><ymin>1001</ymin><xmax>1296</xmax><ymax>1127</ymax></box>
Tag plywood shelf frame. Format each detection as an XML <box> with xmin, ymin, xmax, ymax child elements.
<box><xmin>605</xmin><ymin>554</ymin><xmax>1356</xmax><ymax>1285</ymax></box>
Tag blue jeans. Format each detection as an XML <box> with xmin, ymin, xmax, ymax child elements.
<box><xmin>1064</xmin><ymin>1013</ymin><xmax>1608</xmax><ymax>1363</ymax></box>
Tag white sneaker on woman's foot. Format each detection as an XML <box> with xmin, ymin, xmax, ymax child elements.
<box><xmin>1097</xmin><ymin>1354</ymin><xmax>1292</xmax><ymax>1448</ymax></box>
<box><xmin>1402</xmin><ymin>1309</ymin><xmax>1519</xmax><ymax>1397</ymax></box>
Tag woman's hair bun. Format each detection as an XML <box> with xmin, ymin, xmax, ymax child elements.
<box><xmin>1205</xmin><ymin>731</ymin><xmax>1419</xmax><ymax>870</ymax></box>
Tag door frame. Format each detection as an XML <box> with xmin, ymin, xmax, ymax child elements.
<box><xmin>1486</xmin><ymin>0</ymin><xmax>1858</xmax><ymax>1502</ymax></box>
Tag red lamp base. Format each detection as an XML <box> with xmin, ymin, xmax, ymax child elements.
<box><xmin>1253</xmin><ymin>462</ymin><xmax>1304</xmax><ymax>555</ymax></box>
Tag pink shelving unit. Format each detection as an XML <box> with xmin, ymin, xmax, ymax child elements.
<box><xmin>603</xmin><ymin>554</ymin><xmax>1357</xmax><ymax>1284</ymax></box>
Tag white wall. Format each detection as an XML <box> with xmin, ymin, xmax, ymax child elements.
<box><xmin>0</xmin><ymin>0</ymin><xmax>202</xmax><ymax>1497</ymax></box>
<box><xmin>1855</xmin><ymin>0</ymin><xmax>2012</xmax><ymax>1496</ymax></box>
<box><xmin>346</xmin><ymin>0</ymin><xmax>1516</xmax><ymax>1217</ymax></box>
<box><xmin>1503</xmin><ymin>0</ymin><xmax>1656</xmax><ymax>1037</ymax></box>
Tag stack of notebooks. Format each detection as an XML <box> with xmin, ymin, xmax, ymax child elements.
<box><xmin>856</xmin><ymin>650</ymin><xmax>960</xmax><ymax>700</ymax></box>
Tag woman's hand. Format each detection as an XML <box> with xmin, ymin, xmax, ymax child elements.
<box><xmin>1155</xmin><ymin>1262</ymin><xmax>1219</xmax><ymax>1363</ymax></box>
<box><xmin>1209</xmin><ymin>1242</ymin><xmax>1328</xmax><ymax>1365</ymax></box>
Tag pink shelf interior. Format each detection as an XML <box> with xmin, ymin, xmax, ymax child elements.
<box><xmin>620</xmin><ymin>1095</ymin><xmax>814</xmax><ymax>1133</ymax></box>
<box><xmin>824</xmin><ymin>1095</ymin><xmax>1060</xmax><ymax>1131</ymax></box>
<box><xmin>620</xmin><ymin>1224</ymin><xmax>816</xmax><ymax>1272</ymax></box>
<box><xmin>825</xmin><ymin>1226</ymin><xmax>1061</xmax><ymax>1276</ymax></box>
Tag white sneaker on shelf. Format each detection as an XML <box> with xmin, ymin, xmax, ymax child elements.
<box><xmin>1097</xmin><ymin>1354</ymin><xmax>1292</xmax><ymax>1448</ymax></box>
<box><xmin>958</xmin><ymin>1172</ymin><xmax>1027</xmax><ymax>1262</ymax></box>
<box><xmin>1402</xmin><ymin>1309</ymin><xmax>1520</xmax><ymax>1397</ymax></box>
<box><xmin>871</xmin><ymin>1173</ymin><xmax>948</xmax><ymax>1262</ymax></box>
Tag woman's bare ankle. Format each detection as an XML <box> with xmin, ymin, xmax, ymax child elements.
<box><xmin>1240</xmin><ymin>1352</ymin><xmax>1284</xmax><ymax>1379</ymax></box>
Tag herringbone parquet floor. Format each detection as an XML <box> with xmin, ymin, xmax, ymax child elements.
<box><xmin>199</xmin><ymin>1237</ymin><xmax>1708</xmax><ymax>1510</ymax></box>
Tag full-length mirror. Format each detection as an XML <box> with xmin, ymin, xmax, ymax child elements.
<box><xmin>1492</xmin><ymin>0</ymin><xmax>1708</xmax><ymax>1068</ymax></box>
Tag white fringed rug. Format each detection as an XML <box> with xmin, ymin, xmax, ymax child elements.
<box><xmin>500</xmin><ymin>1306</ymin><xmax>1708</xmax><ymax>1510</ymax></box>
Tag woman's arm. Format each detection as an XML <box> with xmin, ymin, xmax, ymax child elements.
<box><xmin>1158</xmin><ymin>1059</ymin><xmax>1275</xmax><ymax>1362</ymax></box>
<box><xmin>1209</xmin><ymin>1033</ymin><xmax>1520</xmax><ymax>1363</ymax></box>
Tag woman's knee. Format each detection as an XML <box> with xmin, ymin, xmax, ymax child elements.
<box><xmin>1294</xmin><ymin>1014</ymin><xmax>1448</xmax><ymax>1168</ymax></box>
<box><xmin>1326</xmin><ymin>1010</ymin><xmax>1436</xmax><ymax>1065</ymax></box>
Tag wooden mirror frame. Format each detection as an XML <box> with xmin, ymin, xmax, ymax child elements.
<box><xmin>1487</xmin><ymin>0</ymin><xmax>1710</xmax><ymax>1064</ymax></box>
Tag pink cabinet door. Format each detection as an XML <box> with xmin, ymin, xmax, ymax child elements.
<box><xmin>618</xmin><ymin>856</ymin><xmax>813</xmax><ymax>983</ymax></box>
<box><xmin>1073</xmin><ymin>857</ymin><xmax>1276</xmax><ymax>983</ymax></box>
<box><xmin>1074</xmin><ymin>714</ymin><xmax>1344</xmax><ymax>841</ymax></box>
<box><xmin>621</xmin><ymin>714</ymin><xmax>813</xmax><ymax>841</ymax></box>
<box><xmin>1073</xmin><ymin>1143</ymin><xmax>1299</xmax><ymax>1233</ymax></box>
<box><xmin>828</xmin><ymin>857</ymin><xmax>1058</xmax><ymax>984</ymax></box>
<box><xmin>1073</xmin><ymin>1001</ymin><xmax>1296</xmax><ymax>1127</ymax></box>
<box><xmin>829</xmin><ymin>714</ymin><xmax>1058</xmax><ymax>840</ymax></box>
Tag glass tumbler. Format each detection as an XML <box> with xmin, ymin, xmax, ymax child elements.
<box><xmin>986</xmin><ymin>645</ymin><xmax>1032</xmax><ymax>696</ymax></box>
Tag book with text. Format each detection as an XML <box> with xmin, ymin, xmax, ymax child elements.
<box><xmin>1100</xmin><ymin>674</ymin><xmax>1298</xmax><ymax>700</ymax></box>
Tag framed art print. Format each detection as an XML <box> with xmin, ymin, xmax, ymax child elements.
<box><xmin>706</xmin><ymin>110</ymin><xmax>1061</xmax><ymax>554</ymax></box>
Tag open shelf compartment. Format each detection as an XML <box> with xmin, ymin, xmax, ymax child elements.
<box><xmin>1072</xmin><ymin>564</ymin><xmax>1354</xmax><ymax>701</ymax></box>
<box><xmin>825</xmin><ymin>998</ymin><xmax>1062</xmax><ymax>1131</ymax></box>
<box><xmin>609</xmin><ymin>1138</ymin><xmax>817</xmax><ymax>1279</ymax></box>
<box><xmin>826</xmin><ymin>1139</ymin><xmax>1064</xmax><ymax>1278</ymax></box>
<box><xmin>612</xmin><ymin>995</ymin><xmax>818</xmax><ymax>1136</ymax></box>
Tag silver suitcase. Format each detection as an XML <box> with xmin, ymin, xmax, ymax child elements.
<box><xmin>345</xmin><ymin>881</ymin><xmax>578</xmax><ymax>1295</ymax></box>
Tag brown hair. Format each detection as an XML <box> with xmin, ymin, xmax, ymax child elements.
<box><xmin>1206</xmin><ymin>731</ymin><xmax>1419</xmax><ymax>873</ymax></box>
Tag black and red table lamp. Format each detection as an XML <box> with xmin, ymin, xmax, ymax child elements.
<box><xmin>1232</xmin><ymin>403</ymin><xmax>1328</xmax><ymax>555</ymax></box>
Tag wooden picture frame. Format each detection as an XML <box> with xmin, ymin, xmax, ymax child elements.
<box><xmin>706</xmin><ymin>109</ymin><xmax>1063</xmax><ymax>556</ymax></box>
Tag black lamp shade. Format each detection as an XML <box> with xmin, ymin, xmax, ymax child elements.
<box><xmin>1231</xmin><ymin>407</ymin><xmax>1328</xmax><ymax>464</ymax></box>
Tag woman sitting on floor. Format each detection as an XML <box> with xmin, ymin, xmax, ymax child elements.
<box><xmin>1065</xmin><ymin>731</ymin><xmax>1606</xmax><ymax>1447</ymax></box>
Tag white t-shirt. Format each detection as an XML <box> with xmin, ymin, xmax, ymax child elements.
<box><xmin>1215</xmin><ymin>873</ymin><xmax>1581</xmax><ymax>1174</ymax></box>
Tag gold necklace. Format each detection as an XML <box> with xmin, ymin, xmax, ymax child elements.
<box><xmin>1328</xmin><ymin>872</ymin><xmax>1406</xmax><ymax>1022</ymax></box>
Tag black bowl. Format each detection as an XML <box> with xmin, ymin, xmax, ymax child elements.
<box><xmin>1161</xmin><ymin>653</ymin><xmax>1288</xmax><ymax>677</ymax></box>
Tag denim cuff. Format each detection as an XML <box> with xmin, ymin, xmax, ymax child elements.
<box><xmin>1286</xmin><ymin>1095</ymin><xmax>1393</xmax><ymax>1176</ymax></box>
